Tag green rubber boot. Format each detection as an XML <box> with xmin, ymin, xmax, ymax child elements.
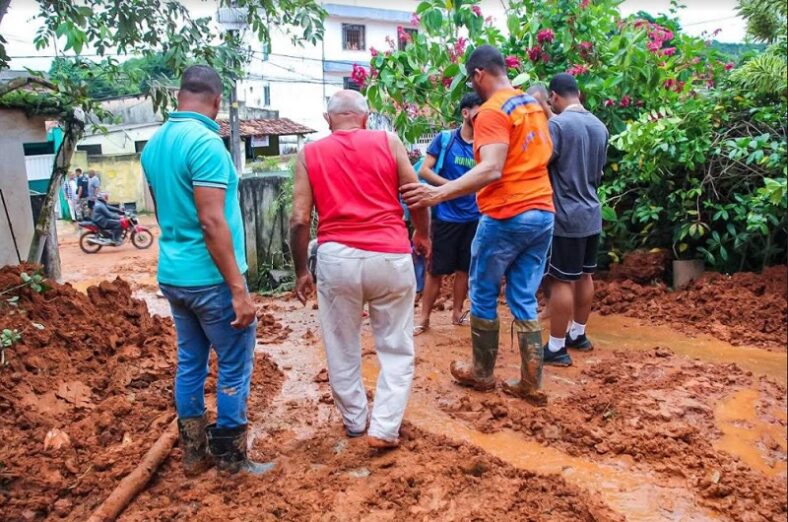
<box><xmin>502</xmin><ymin>320</ymin><xmax>548</xmax><ymax>406</ymax></box>
<box><xmin>177</xmin><ymin>415</ymin><xmax>211</xmax><ymax>477</ymax></box>
<box><xmin>450</xmin><ymin>316</ymin><xmax>499</xmax><ymax>391</ymax></box>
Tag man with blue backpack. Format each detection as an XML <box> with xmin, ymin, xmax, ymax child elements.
<box><xmin>413</xmin><ymin>93</ymin><xmax>483</xmax><ymax>335</ymax></box>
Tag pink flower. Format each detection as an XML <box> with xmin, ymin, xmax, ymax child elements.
<box><xmin>397</xmin><ymin>26</ymin><xmax>412</xmax><ymax>44</ymax></box>
<box><xmin>370</xmin><ymin>47</ymin><xmax>379</xmax><ymax>58</ymax></box>
<box><xmin>455</xmin><ymin>37</ymin><xmax>467</xmax><ymax>55</ymax></box>
<box><xmin>411</xmin><ymin>13</ymin><xmax>420</xmax><ymax>26</ymax></box>
<box><xmin>635</xmin><ymin>100</ymin><xmax>644</xmax><ymax>107</ymax></box>
<box><xmin>647</xmin><ymin>41</ymin><xmax>661</xmax><ymax>53</ymax></box>
<box><xmin>663</xmin><ymin>78</ymin><xmax>676</xmax><ymax>89</ymax></box>
<box><xmin>581</xmin><ymin>0</ymin><xmax>590</xmax><ymax>8</ymax></box>
<box><xmin>724</xmin><ymin>62</ymin><xmax>735</xmax><ymax>71</ymax></box>
<box><xmin>604</xmin><ymin>99</ymin><xmax>615</xmax><ymax>107</ymax></box>
<box><xmin>619</xmin><ymin>95</ymin><xmax>631</xmax><ymax>108</ymax></box>
<box><xmin>505</xmin><ymin>55</ymin><xmax>522</xmax><ymax>69</ymax></box>
<box><xmin>472</xmin><ymin>5</ymin><xmax>482</xmax><ymax>17</ymax></box>
<box><xmin>541</xmin><ymin>52</ymin><xmax>551</xmax><ymax>63</ymax></box>
<box><xmin>527</xmin><ymin>46</ymin><xmax>542</xmax><ymax>62</ymax></box>
<box><xmin>351</xmin><ymin>64</ymin><xmax>368</xmax><ymax>87</ymax></box>
<box><xmin>661</xmin><ymin>47</ymin><xmax>676</xmax><ymax>56</ymax></box>
<box><xmin>442</xmin><ymin>76</ymin><xmax>453</xmax><ymax>88</ymax></box>
<box><xmin>537</xmin><ymin>28</ymin><xmax>555</xmax><ymax>44</ymax></box>
<box><xmin>578</xmin><ymin>41</ymin><xmax>593</xmax><ymax>59</ymax></box>
<box><xmin>567</xmin><ymin>64</ymin><xmax>589</xmax><ymax>76</ymax></box>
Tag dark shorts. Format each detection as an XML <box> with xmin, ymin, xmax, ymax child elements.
<box><xmin>547</xmin><ymin>234</ymin><xmax>600</xmax><ymax>281</ymax></box>
<box><xmin>430</xmin><ymin>219</ymin><xmax>478</xmax><ymax>276</ymax></box>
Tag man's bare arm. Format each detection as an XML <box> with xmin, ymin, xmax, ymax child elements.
<box><xmin>418</xmin><ymin>154</ymin><xmax>448</xmax><ymax>186</ymax></box>
<box><xmin>401</xmin><ymin>143</ymin><xmax>508</xmax><ymax>209</ymax></box>
<box><xmin>194</xmin><ymin>186</ymin><xmax>255</xmax><ymax>328</ymax></box>
<box><xmin>387</xmin><ymin>132</ymin><xmax>430</xmax><ymax>251</ymax></box>
<box><xmin>289</xmin><ymin>149</ymin><xmax>314</xmax><ymax>280</ymax></box>
<box><xmin>289</xmin><ymin>150</ymin><xmax>316</xmax><ymax>304</ymax></box>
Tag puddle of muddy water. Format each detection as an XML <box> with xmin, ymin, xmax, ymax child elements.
<box><xmin>714</xmin><ymin>388</ymin><xmax>788</xmax><ymax>478</ymax></box>
<box><xmin>588</xmin><ymin>314</ymin><xmax>787</xmax><ymax>385</ymax></box>
<box><xmin>361</xmin><ymin>360</ymin><xmax>720</xmax><ymax>522</ymax></box>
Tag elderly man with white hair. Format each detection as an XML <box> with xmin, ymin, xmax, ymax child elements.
<box><xmin>289</xmin><ymin>90</ymin><xmax>431</xmax><ymax>449</ymax></box>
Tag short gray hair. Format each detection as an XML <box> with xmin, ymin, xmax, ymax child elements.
<box><xmin>326</xmin><ymin>90</ymin><xmax>369</xmax><ymax>114</ymax></box>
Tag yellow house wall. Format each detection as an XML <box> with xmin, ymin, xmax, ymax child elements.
<box><xmin>86</xmin><ymin>153</ymin><xmax>147</xmax><ymax>209</ymax></box>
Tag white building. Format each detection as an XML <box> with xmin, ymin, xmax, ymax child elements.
<box><xmin>239</xmin><ymin>1</ymin><xmax>416</xmax><ymax>139</ymax></box>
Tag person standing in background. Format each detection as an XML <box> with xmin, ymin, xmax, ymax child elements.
<box><xmin>75</xmin><ymin>168</ymin><xmax>89</xmax><ymax>218</ymax></box>
<box><xmin>63</xmin><ymin>171</ymin><xmax>79</xmax><ymax>221</ymax></box>
<box><xmin>543</xmin><ymin>73</ymin><xmax>609</xmax><ymax>366</ymax></box>
<box><xmin>87</xmin><ymin>170</ymin><xmax>101</xmax><ymax>210</ymax></box>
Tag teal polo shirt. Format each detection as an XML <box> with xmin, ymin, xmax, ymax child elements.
<box><xmin>141</xmin><ymin>111</ymin><xmax>247</xmax><ymax>287</ymax></box>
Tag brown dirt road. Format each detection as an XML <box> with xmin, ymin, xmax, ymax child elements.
<box><xmin>0</xmin><ymin>222</ymin><xmax>785</xmax><ymax>521</ymax></box>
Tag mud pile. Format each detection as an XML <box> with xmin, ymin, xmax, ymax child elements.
<box><xmin>596</xmin><ymin>265</ymin><xmax>788</xmax><ymax>348</ymax></box>
<box><xmin>0</xmin><ymin>265</ymin><xmax>286</xmax><ymax>520</ymax></box>
<box><xmin>608</xmin><ymin>249</ymin><xmax>671</xmax><ymax>283</ymax></box>
<box><xmin>253</xmin><ymin>298</ymin><xmax>293</xmax><ymax>344</ymax></box>
<box><xmin>443</xmin><ymin>349</ymin><xmax>788</xmax><ymax>521</ymax></box>
<box><xmin>0</xmin><ymin>265</ymin><xmax>177</xmax><ymax>520</ymax></box>
<box><xmin>122</xmin><ymin>423</ymin><xmax>621</xmax><ymax>521</ymax></box>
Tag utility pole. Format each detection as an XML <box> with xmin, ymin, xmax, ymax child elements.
<box><xmin>217</xmin><ymin>4</ymin><xmax>249</xmax><ymax>174</ymax></box>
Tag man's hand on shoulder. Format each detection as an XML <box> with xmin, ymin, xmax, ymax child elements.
<box><xmin>400</xmin><ymin>182</ymin><xmax>443</xmax><ymax>209</ymax></box>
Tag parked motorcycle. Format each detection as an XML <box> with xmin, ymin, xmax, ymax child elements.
<box><xmin>78</xmin><ymin>213</ymin><xmax>154</xmax><ymax>253</ymax></box>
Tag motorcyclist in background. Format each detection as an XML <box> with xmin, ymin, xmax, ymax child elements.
<box><xmin>91</xmin><ymin>192</ymin><xmax>125</xmax><ymax>245</ymax></box>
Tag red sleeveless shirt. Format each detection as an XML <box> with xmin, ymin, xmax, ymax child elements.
<box><xmin>304</xmin><ymin>129</ymin><xmax>410</xmax><ymax>254</ymax></box>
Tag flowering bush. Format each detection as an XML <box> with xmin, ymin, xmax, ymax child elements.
<box><xmin>362</xmin><ymin>0</ymin><xmax>786</xmax><ymax>271</ymax></box>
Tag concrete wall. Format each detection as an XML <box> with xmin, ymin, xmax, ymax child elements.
<box><xmin>0</xmin><ymin>109</ymin><xmax>47</xmax><ymax>266</ymax></box>
<box><xmin>85</xmin><ymin>153</ymin><xmax>148</xmax><ymax>209</ymax></box>
<box><xmin>78</xmin><ymin>124</ymin><xmax>161</xmax><ymax>155</ymax></box>
<box><xmin>238</xmin><ymin>174</ymin><xmax>291</xmax><ymax>290</ymax></box>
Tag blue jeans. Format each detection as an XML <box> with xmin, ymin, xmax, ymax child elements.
<box><xmin>160</xmin><ymin>282</ymin><xmax>257</xmax><ymax>429</ymax></box>
<box><xmin>469</xmin><ymin>210</ymin><xmax>554</xmax><ymax>321</ymax></box>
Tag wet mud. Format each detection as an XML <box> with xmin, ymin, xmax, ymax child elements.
<box><xmin>596</xmin><ymin>265</ymin><xmax>788</xmax><ymax>349</ymax></box>
<box><xmin>1</xmin><ymin>224</ymin><xmax>783</xmax><ymax>520</ymax></box>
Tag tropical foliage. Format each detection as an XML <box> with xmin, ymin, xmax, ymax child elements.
<box><xmin>362</xmin><ymin>0</ymin><xmax>787</xmax><ymax>272</ymax></box>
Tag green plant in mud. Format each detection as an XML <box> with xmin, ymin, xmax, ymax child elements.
<box><xmin>0</xmin><ymin>271</ymin><xmax>49</xmax><ymax>302</ymax></box>
<box><xmin>1</xmin><ymin>329</ymin><xmax>22</xmax><ymax>367</ymax></box>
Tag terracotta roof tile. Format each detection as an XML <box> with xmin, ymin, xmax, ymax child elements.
<box><xmin>216</xmin><ymin>118</ymin><xmax>316</xmax><ymax>137</ymax></box>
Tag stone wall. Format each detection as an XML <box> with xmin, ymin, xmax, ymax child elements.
<box><xmin>238</xmin><ymin>173</ymin><xmax>291</xmax><ymax>290</ymax></box>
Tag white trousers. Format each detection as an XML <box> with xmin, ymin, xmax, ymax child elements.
<box><xmin>67</xmin><ymin>198</ymin><xmax>78</xmax><ymax>221</ymax></box>
<box><xmin>316</xmin><ymin>241</ymin><xmax>416</xmax><ymax>441</ymax></box>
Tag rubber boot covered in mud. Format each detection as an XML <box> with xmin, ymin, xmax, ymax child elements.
<box><xmin>178</xmin><ymin>415</ymin><xmax>211</xmax><ymax>476</ymax></box>
<box><xmin>450</xmin><ymin>316</ymin><xmax>498</xmax><ymax>391</ymax></box>
<box><xmin>502</xmin><ymin>320</ymin><xmax>547</xmax><ymax>406</ymax></box>
<box><xmin>207</xmin><ymin>424</ymin><xmax>275</xmax><ymax>475</ymax></box>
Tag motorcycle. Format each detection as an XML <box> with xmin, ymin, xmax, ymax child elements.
<box><xmin>78</xmin><ymin>213</ymin><xmax>154</xmax><ymax>253</ymax></box>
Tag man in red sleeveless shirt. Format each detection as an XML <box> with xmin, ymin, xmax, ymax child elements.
<box><xmin>290</xmin><ymin>90</ymin><xmax>431</xmax><ymax>449</ymax></box>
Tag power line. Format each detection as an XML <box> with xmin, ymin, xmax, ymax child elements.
<box><xmin>683</xmin><ymin>15</ymin><xmax>740</xmax><ymax>27</ymax></box>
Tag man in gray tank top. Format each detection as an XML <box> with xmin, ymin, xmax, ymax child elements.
<box><xmin>543</xmin><ymin>73</ymin><xmax>609</xmax><ymax>367</ymax></box>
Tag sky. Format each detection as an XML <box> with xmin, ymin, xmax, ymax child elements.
<box><xmin>1</xmin><ymin>0</ymin><xmax>748</xmax><ymax>72</ymax></box>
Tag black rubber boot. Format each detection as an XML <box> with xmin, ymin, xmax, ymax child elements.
<box><xmin>207</xmin><ymin>424</ymin><xmax>275</xmax><ymax>475</ymax></box>
<box><xmin>502</xmin><ymin>320</ymin><xmax>548</xmax><ymax>406</ymax></box>
<box><xmin>177</xmin><ymin>415</ymin><xmax>211</xmax><ymax>476</ymax></box>
<box><xmin>450</xmin><ymin>316</ymin><xmax>499</xmax><ymax>391</ymax></box>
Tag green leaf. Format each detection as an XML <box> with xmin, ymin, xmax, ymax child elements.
<box><xmin>512</xmin><ymin>72</ymin><xmax>530</xmax><ymax>86</ymax></box>
<box><xmin>601</xmin><ymin>206</ymin><xmax>617</xmax><ymax>222</ymax></box>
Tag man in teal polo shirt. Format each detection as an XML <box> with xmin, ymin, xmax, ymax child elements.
<box><xmin>142</xmin><ymin>65</ymin><xmax>272</xmax><ymax>476</ymax></box>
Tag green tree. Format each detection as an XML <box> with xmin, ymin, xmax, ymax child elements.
<box><xmin>0</xmin><ymin>0</ymin><xmax>326</xmax><ymax>270</ymax></box>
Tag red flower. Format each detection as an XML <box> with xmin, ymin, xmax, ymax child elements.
<box><xmin>635</xmin><ymin>100</ymin><xmax>644</xmax><ymax>107</ymax></box>
<box><xmin>527</xmin><ymin>46</ymin><xmax>542</xmax><ymax>62</ymax></box>
<box><xmin>505</xmin><ymin>55</ymin><xmax>522</xmax><ymax>69</ymax></box>
<box><xmin>472</xmin><ymin>5</ymin><xmax>482</xmax><ymax>16</ymax></box>
<box><xmin>724</xmin><ymin>62</ymin><xmax>735</xmax><ymax>71</ymax></box>
<box><xmin>619</xmin><ymin>95</ymin><xmax>631</xmax><ymax>108</ymax></box>
<box><xmin>410</xmin><ymin>13</ymin><xmax>420</xmax><ymax>26</ymax></box>
<box><xmin>604</xmin><ymin>99</ymin><xmax>615</xmax><ymax>107</ymax></box>
<box><xmin>580</xmin><ymin>0</ymin><xmax>590</xmax><ymax>8</ymax></box>
<box><xmin>442</xmin><ymin>76</ymin><xmax>453</xmax><ymax>88</ymax></box>
<box><xmin>351</xmin><ymin>64</ymin><xmax>368</xmax><ymax>87</ymax></box>
<box><xmin>663</xmin><ymin>79</ymin><xmax>676</xmax><ymax>89</ymax></box>
<box><xmin>567</xmin><ymin>64</ymin><xmax>589</xmax><ymax>76</ymax></box>
<box><xmin>661</xmin><ymin>47</ymin><xmax>677</xmax><ymax>57</ymax></box>
<box><xmin>541</xmin><ymin>52</ymin><xmax>551</xmax><ymax>63</ymax></box>
<box><xmin>537</xmin><ymin>29</ymin><xmax>555</xmax><ymax>44</ymax></box>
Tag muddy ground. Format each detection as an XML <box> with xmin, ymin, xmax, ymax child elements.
<box><xmin>0</xmin><ymin>220</ymin><xmax>785</xmax><ymax>521</ymax></box>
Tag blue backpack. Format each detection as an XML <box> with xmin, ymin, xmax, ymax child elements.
<box><xmin>413</xmin><ymin>130</ymin><xmax>454</xmax><ymax>177</ymax></box>
<box><xmin>403</xmin><ymin>130</ymin><xmax>454</xmax><ymax>222</ymax></box>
